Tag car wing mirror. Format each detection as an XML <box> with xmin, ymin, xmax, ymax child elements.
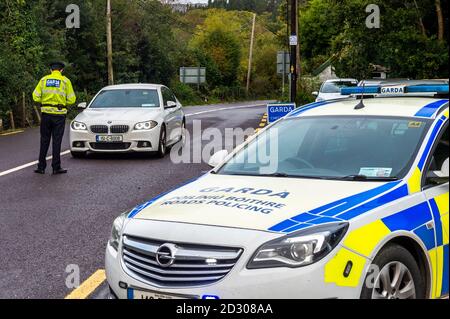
<box><xmin>427</xmin><ymin>158</ymin><xmax>449</xmax><ymax>184</ymax></box>
<box><xmin>208</xmin><ymin>150</ymin><xmax>229</xmax><ymax>168</ymax></box>
<box><xmin>166</xmin><ymin>101</ymin><xmax>177</xmax><ymax>109</ymax></box>
<box><xmin>77</xmin><ymin>102</ymin><xmax>87</xmax><ymax>109</ymax></box>
<box><xmin>312</xmin><ymin>91</ymin><xmax>318</xmax><ymax>96</ymax></box>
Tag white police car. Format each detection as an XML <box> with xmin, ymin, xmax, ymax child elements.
<box><xmin>105</xmin><ymin>84</ymin><xmax>449</xmax><ymax>299</ymax></box>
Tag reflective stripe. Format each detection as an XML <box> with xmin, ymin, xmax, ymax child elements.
<box><xmin>33</xmin><ymin>90</ymin><xmax>41</xmax><ymax>97</ymax></box>
<box><xmin>41</xmin><ymin>106</ymin><xmax>67</xmax><ymax>115</ymax></box>
<box><xmin>42</xmin><ymin>89</ymin><xmax>66</xmax><ymax>97</ymax></box>
<box><xmin>67</xmin><ymin>93</ymin><xmax>76</xmax><ymax>99</ymax></box>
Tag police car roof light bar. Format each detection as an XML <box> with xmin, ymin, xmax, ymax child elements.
<box><xmin>341</xmin><ymin>84</ymin><xmax>449</xmax><ymax>96</ymax></box>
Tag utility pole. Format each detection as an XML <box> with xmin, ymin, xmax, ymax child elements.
<box><xmin>106</xmin><ymin>0</ymin><xmax>114</xmax><ymax>85</ymax></box>
<box><xmin>246</xmin><ymin>13</ymin><xmax>257</xmax><ymax>94</ymax></box>
<box><xmin>289</xmin><ymin>0</ymin><xmax>298</xmax><ymax>104</ymax></box>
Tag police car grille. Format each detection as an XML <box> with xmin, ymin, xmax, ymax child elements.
<box><xmin>90</xmin><ymin>125</ymin><xmax>108</xmax><ymax>134</ymax></box>
<box><xmin>110</xmin><ymin>125</ymin><xmax>129</xmax><ymax>134</ymax></box>
<box><xmin>122</xmin><ymin>235</ymin><xmax>242</xmax><ymax>287</ymax></box>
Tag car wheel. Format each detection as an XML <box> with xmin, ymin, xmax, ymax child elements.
<box><xmin>156</xmin><ymin>126</ymin><xmax>167</xmax><ymax>158</ymax></box>
<box><xmin>360</xmin><ymin>244</ymin><xmax>425</xmax><ymax>299</ymax></box>
<box><xmin>179</xmin><ymin>120</ymin><xmax>186</xmax><ymax>146</ymax></box>
<box><xmin>71</xmin><ymin>151</ymin><xmax>87</xmax><ymax>158</ymax></box>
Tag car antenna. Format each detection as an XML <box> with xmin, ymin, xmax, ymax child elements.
<box><xmin>354</xmin><ymin>81</ymin><xmax>366</xmax><ymax>110</ymax></box>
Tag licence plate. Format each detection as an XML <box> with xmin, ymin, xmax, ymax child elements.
<box><xmin>96</xmin><ymin>135</ymin><xmax>123</xmax><ymax>142</ymax></box>
<box><xmin>128</xmin><ymin>288</ymin><xmax>190</xmax><ymax>300</ymax></box>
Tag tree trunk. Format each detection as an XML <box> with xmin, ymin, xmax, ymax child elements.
<box><xmin>413</xmin><ymin>0</ymin><xmax>427</xmax><ymax>37</ymax></box>
<box><xmin>435</xmin><ymin>0</ymin><xmax>444</xmax><ymax>41</ymax></box>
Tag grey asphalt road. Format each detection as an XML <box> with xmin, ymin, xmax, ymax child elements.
<box><xmin>0</xmin><ymin>101</ymin><xmax>269</xmax><ymax>299</ymax></box>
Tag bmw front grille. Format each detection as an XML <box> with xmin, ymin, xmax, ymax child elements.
<box><xmin>121</xmin><ymin>235</ymin><xmax>242</xmax><ymax>287</ymax></box>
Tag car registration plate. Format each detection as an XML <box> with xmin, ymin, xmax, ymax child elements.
<box><xmin>128</xmin><ymin>288</ymin><xmax>191</xmax><ymax>300</ymax></box>
<box><xmin>96</xmin><ymin>135</ymin><xmax>123</xmax><ymax>142</ymax></box>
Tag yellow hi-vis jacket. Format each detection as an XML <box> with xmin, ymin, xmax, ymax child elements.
<box><xmin>32</xmin><ymin>70</ymin><xmax>76</xmax><ymax>115</ymax></box>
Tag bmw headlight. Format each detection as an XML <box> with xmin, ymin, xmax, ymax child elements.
<box><xmin>71</xmin><ymin>121</ymin><xmax>87</xmax><ymax>131</ymax></box>
<box><xmin>134</xmin><ymin>120</ymin><xmax>158</xmax><ymax>131</ymax></box>
<box><xmin>247</xmin><ymin>223</ymin><xmax>348</xmax><ymax>269</ymax></box>
<box><xmin>109</xmin><ymin>212</ymin><xmax>128</xmax><ymax>251</ymax></box>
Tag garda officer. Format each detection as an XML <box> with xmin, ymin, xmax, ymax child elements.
<box><xmin>32</xmin><ymin>62</ymin><xmax>76</xmax><ymax>175</ymax></box>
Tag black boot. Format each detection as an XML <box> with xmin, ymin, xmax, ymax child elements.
<box><xmin>34</xmin><ymin>168</ymin><xmax>45</xmax><ymax>174</ymax></box>
<box><xmin>52</xmin><ymin>168</ymin><xmax>68</xmax><ymax>175</ymax></box>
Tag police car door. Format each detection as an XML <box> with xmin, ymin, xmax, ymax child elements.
<box><xmin>422</xmin><ymin>120</ymin><xmax>449</xmax><ymax>298</ymax></box>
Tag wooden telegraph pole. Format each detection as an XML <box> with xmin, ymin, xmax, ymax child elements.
<box><xmin>289</xmin><ymin>0</ymin><xmax>298</xmax><ymax>104</ymax></box>
<box><xmin>246</xmin><ymin>13</ymin><xmax>257</xmax><ymax>94</ymax></box>
<box><xmin>106</xmin><ymin>0</ymin><xmax>114</xmax><ymax>85</ymax></box>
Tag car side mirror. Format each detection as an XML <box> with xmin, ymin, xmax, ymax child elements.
<box><xmin>166</xmin><ymin>101</ymin><xmax>177</xmax><ymax>109</ymax></box>
<box><xmin>78</xmin><ymin>102</ymin><xmax>87</xmax><ymax>109</ymax></box>
<box><xmin>427</xmin><ymin>158</ymin><xmax>449</xmax><ymax>184</ymax></box>
<box><xmin>312</xmin><ymin>91</ymin><xmax>318</xmax><ymax>97</ymax></box>
<box><xmin>208</xmin><ymin>150</ymin><xmax>229</xmax><ymax>168</ymax></box>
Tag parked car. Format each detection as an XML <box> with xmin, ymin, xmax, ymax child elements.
<box><xmin>313</xmin><ymin>79</ymin><xmax>358</xmax><ymax>102</ymax></box>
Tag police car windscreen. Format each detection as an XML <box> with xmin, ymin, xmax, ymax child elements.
<box><xmin>219</xmin><ymin>116</ymin><xmax>431</xmax><ymax>180</ymax></box>
<box><xmin>90</xmin><ymin>89</ymin><xmax>160</xmax><ymax>108</ymax></box>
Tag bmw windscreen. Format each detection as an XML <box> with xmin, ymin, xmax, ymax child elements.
<box><xmin>90</xmin><ymin>89</ymin><xmax>160</xmax><ymax>108</ymax></box>
<box><xmin>218</xmin><ymin>116</ymin><xmax>431</xmax><ymax>181</ymax></box>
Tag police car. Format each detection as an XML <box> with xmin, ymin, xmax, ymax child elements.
<box><xmin>105</xmin><ymin>83</ymin><xmax>449</xmax><ymax>299</ymax></box>
<box><xmin>70</xmin><ymin>84</ymin><xmax>185</xmax><ymax>158</ymax></box>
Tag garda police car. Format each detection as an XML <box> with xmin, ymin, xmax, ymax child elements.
<box><xmin>105</xmin><ymin>83</ymin><xmax>449</xmax><ymax>299</ymax></box>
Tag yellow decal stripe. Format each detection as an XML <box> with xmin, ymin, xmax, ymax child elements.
<box><xmin>442</xmin><ymin>109</ymin><xmax>449</xmax><ymax>119</ymax></box>
<box><xmin>325</xmin><ymin>248</ymin><xmax>367</xmax><ymax>287</ymax></box>
<box><xmin>343</xmin><ymin>220</ymin><xmax>391</xmax><ymax>257</ymax></box>
<box><xmin>407</xmin><ymin>167</ymin><xmax>422</xmax><ymax>194</ymax></box>
<box><xmin>429</xmin><ymin>247</ymin><xmax>444</xmax><ymax>299</ymax></box>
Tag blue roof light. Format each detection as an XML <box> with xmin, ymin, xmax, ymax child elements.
<box><xmin>341</xmin><ymin>84</ymin><xmax>449</xmax><ymax>96</ymax></box>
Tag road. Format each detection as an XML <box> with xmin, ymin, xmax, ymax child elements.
<box><xmin>0</xmin><ymin>101</ymin><xmax>269</xmax><ymax>299</ymax></box>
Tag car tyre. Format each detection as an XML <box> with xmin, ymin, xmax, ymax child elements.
<box><xmin>360</xmin><ymin>244</ymin><xmax>425</xmax><ymax>299</ymax></box>
<box><xmin>71</xmin><ymin>151</ymin><xmax>87</xmax><ymax>158</ymax></box>
<box><xmin>156</xmin><ymin>125</ymin><xmax>167</xmax><ymax>158</ymax></box>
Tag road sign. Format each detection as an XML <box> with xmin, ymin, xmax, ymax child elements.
<box><xmin>180</xmin><ymin>67</ymin><xmax>206</xmax><ymax>84</ymax></box>
<box><xmin>277</xmin><ymin>51</ymin><xmax>290</xmax><ymax>75</ymax></box>
<box><xmin>289</xmin><ymin>35</ymin><xmax>298</xmax><ymax>46</ymax></box>
<box><xmin>267</xmin><ymin>102</ymin><xmax>296</xmax><ymax>123</ymax></box>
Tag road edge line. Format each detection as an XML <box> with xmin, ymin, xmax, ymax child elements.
<box><xmin>65</xmin><ymin>269</ymin><xmax>106</xmax><ymax>299</ymax></box>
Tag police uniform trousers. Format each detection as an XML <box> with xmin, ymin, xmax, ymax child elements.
<box><xmin>38</xmin><ymin>113</ymin><xmax>66</xmax><ymax>170</ymax></box>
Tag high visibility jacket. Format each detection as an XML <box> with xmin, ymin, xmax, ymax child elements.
<box><xmin>32</xmin><ymin>70</ymin><xmax>76</xmax><ymax>115</ymax></box>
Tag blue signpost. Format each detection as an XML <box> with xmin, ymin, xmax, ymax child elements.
<box><xmin>267</xmin><ymin>103</ymin><xmax>296</xmax><ymax>123</ymax></box>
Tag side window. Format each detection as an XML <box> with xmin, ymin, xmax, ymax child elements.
<box><xmin>424</xmin><ymin>123</ymin><xmax>449</xmax><ymax>187</ymax></box>
<box><xmin>161</xmin><ymin>88</ymin><xmax>170</xmax><ymax>106</ymax></box>
<box><xmin>162</xmin><ymin>87</ymin><xmax>177</xmax><ymax>106</ymax></box>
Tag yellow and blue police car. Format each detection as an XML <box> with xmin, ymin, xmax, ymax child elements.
<box><xmin>105</xmin><ymin>83</ymin><xmax>449</xmax><ymax>299</ymax></box>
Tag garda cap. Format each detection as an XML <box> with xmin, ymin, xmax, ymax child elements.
<box><xmin>49</xmin><ymin>61</ymin><xmax>65</xmax><ymax>70</ymax></box>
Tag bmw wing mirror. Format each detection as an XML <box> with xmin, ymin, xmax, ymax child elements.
<box><xmin>208</xmin><ymin>150</ymin><xmax>229</xmax><ymax>168</ymax></box>
<box><xmin>77</xmin><ymin>102</ymin><xmax>87</xmax><ymax>109</ymax></box>
<box><xmin>166</xmin><ymin>101</ymin><xmax>177</xmax><ymax>109</ymax></box>
<box><xmin>427</xmin><ymin>158</ymin><xmax>449</xmax><ymax>184</ymax></box>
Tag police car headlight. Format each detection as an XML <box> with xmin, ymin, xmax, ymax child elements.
<box><xmin>71</xmin><ymin>121</ymin><xmax>87</xmax><ymax>131</ymax></box>
<box><xmin>134</xmin><ymin>120</ymin><xmax>158</xmax><ymax>131</ymax></box>
<box><xmin>248</xmin><ymin>223</ymin><xmax>349</xmax><ymax>269</ymax></box>
<box><xmin>109</xmin><ymin>212</ymin><xmax>128</xmax><ymax>251</ymax></box>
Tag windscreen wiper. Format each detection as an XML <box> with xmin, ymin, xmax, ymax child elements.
<box><xmin>340</xmin><ymin>175</ymin><xmax>399</xmax><ymax>181</ymax></box>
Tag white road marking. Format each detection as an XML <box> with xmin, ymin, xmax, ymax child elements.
<box><xmin>185</xmin><ymin>104</ymin><xmax>265</xmax><ymax>117</ymax></box>
<box><xmin>0</xmin><ymin>103</ymin><xmax>266</xmax><ymax>178</ymax></box>
<box><xmin>0</xmin><ymin>150</ymin><xmax>71</xmax><ymax>177</ymax></box>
